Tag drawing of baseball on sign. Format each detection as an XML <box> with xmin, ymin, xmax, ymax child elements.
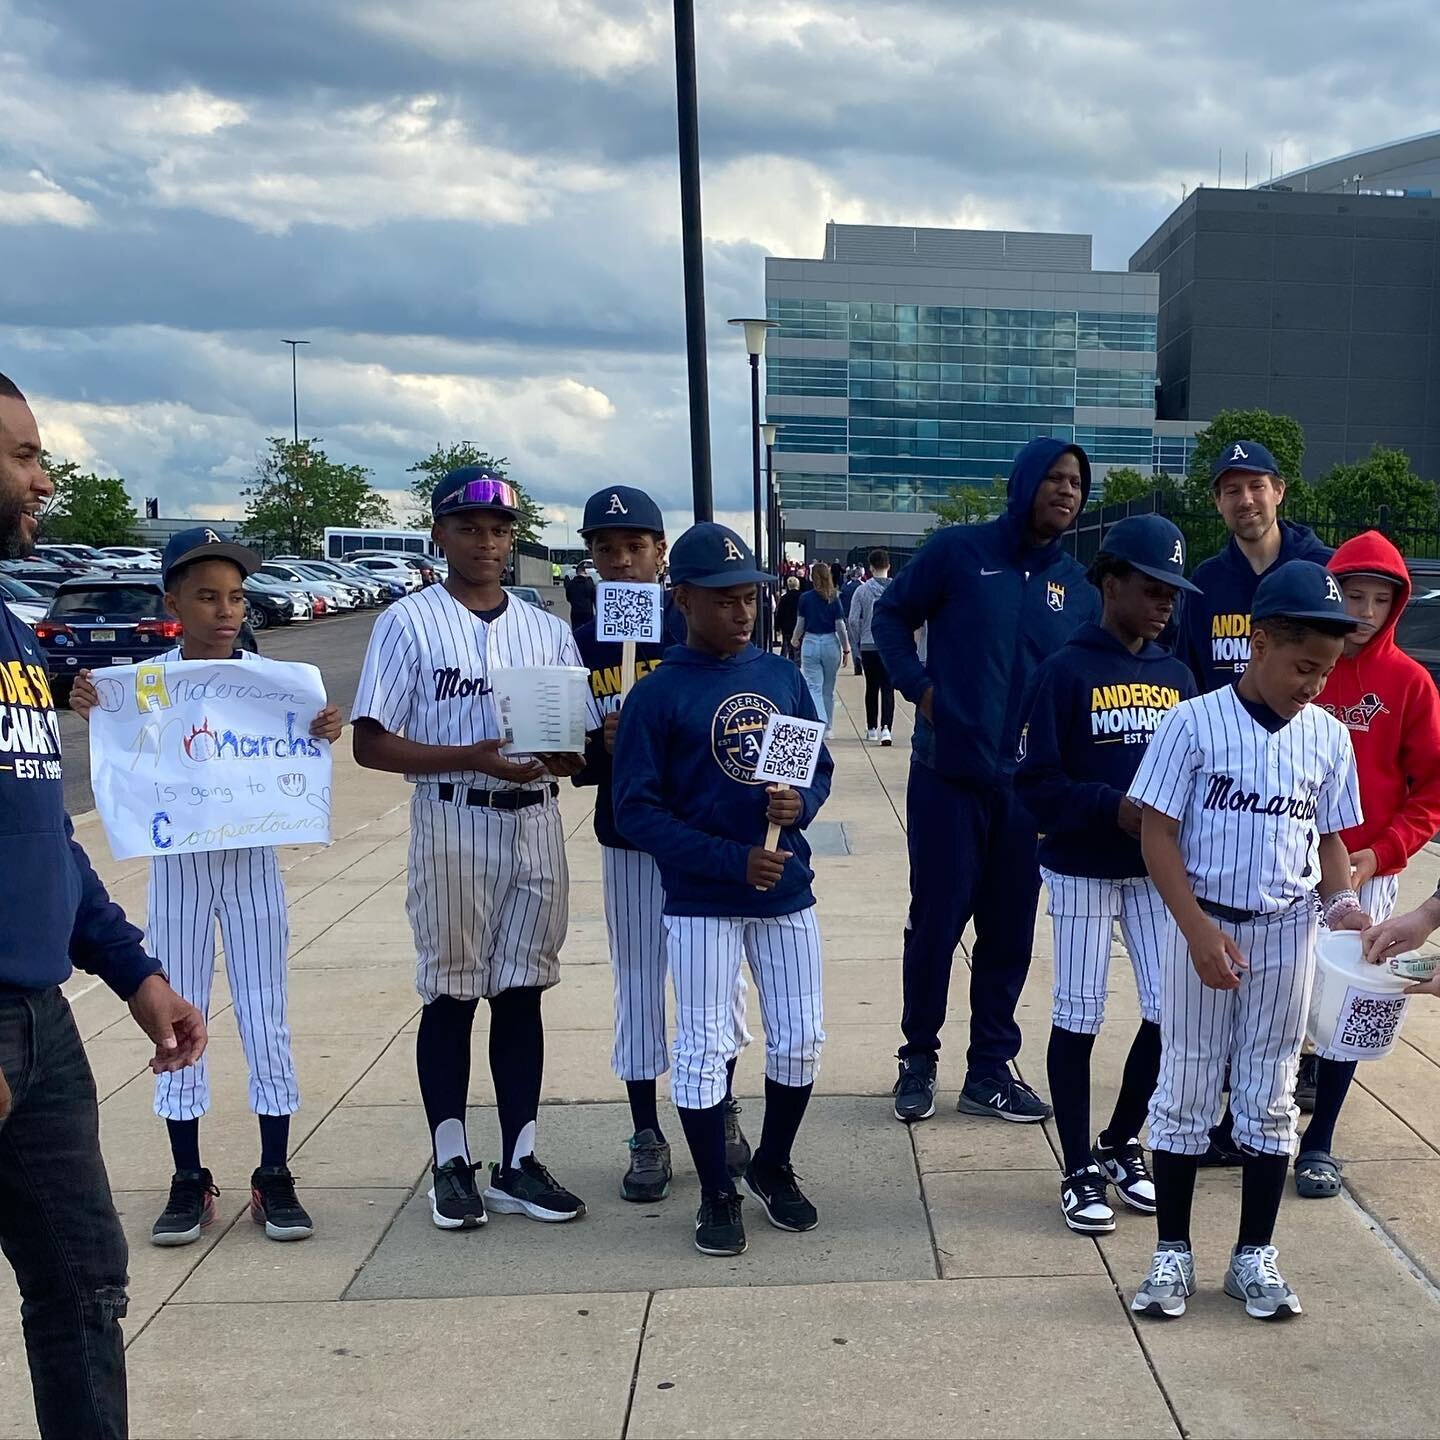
<box><xmin>754</xmin><ymin>713</ymin><xmax>827</xmax><ymax>852</ymax></box>
<box><xmin>596</xmin><ymin>580</ymin><xmax>664</xmax><ymax>699</ymax></box>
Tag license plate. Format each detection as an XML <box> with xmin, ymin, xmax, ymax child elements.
<box><xmin>111</xmin><ymin>656</ymin><xmax>131</xmax><ymax>665</ymax></box>
<box><xmin>91</xmin><ymin>629</ymin><xmax>116</xmax><ymax>643</ymax></box>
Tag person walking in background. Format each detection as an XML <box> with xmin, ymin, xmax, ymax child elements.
<box><xmin>565</xmin><ymin>560</ymin><xmax>597</xmax><ymax>631</ymax></box>
<box><xmin>776</xmin><ymin>576</ymin><xmax>801</xmax><ymax>662</ymax></box>
<box><xmin>840</xmin><ymin>567</ymin><xmax>864</xmax><ymax>676</ymax></box>
<box><xmin>849</xmin><ymin>549</ymin><xmax>895</xmax><ymax>745</ymax></box>
<box><xmin>793</xmin><ymin>561</ymin><xmax>850</xmax><ymax>737</ymax></box>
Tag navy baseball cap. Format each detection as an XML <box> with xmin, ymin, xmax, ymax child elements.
<box><xmin>580</xmin><ymin>485</ymin><xmax>665</xmax><ymax>538</ymax></box>
<box><xmin>668</xmin><ymin>523</ymin><xmax>772</xmax><ymax>587</ymax></box>
<box><xmin>1252</xmin><ymin>560</ymin><xmax>1360</xmax><ymax>629</ymax></box>
<box><xmin>162</xmin><ymin>526</ymin><xmax>259</xmax><ymax>585</ymax></box>
<box><xmin>1098</xmin><ymin>515</ymin><xmax>1201</xmax><ymax>594</ymax></box>
<box><xmin>431</xmin><ymin>465</ymin><xmax>521</xmax><ymax>520</ymax></box>
<box><xmin>1211</xmin><ymin>439</ymin><xmax>1281</xmax><ymax>487</ymax></box>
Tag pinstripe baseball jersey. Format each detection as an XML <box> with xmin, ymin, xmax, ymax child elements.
<box><xmin>1128</xmin><ymin>686</ymin><xmax>1361</xmax><ymax>914</ymax></box>
<box><xmin>352</xmin><ymin>587</ymin><xmax>582</xmax><ymax>790</ymax></box>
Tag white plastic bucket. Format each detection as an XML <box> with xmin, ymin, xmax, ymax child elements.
<box><xmin>1306</xmin><ymin>931</ymin><xmax>1416</xmax><ymax>1062</ymax></box>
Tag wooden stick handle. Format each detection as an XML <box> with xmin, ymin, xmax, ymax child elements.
<box><xmin>765</xmin><ymin>821</ymin><xmax>781</xmax><ymax>851</ymax></box>
<box><xmin>620</xmin><ymin>639</ymin><xmax>637</xmax><ymax>701</ymax></box>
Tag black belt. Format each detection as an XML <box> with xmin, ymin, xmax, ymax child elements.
<box><xmin>435</xmin><ymin>782</ymin><xmax>558</xmax><ymax>810</ymax></box>
<box><xmin>1197</xmin><ymin>897</ymin><xmax>1305</xmax><ymax>925</ymax></box>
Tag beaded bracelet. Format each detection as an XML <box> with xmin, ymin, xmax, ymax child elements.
<box><xmin>1323</xmin><ymin>888</ymin><xmax>1362</xmax><ymax>926</ymax></box>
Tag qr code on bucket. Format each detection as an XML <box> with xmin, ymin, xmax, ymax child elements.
<box><xmin>1339</xmin><ymin>994</ymin><xmax>1406</xmax><ymax>1051</ymax></box>
<box><xmin>598</xmin><ymin>582</ymin><xmax>662</xmax><ymax>642</ymax></box>
<box><xmin>755</xmin><ymin>717</ymin><xmax>825</xmax><ymax>787</ymax></box>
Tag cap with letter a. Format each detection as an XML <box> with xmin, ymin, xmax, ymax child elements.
<box><xmin>1251</xmin><ymin>560</ymin><xmax>1360</xmax><ymax>629</ymax></box>
<box><xmin>579</xmin><ymin>485</ymin><xmax>665</xmax><ymax>538</ymax></box>
<box><xmin>1210</xmin><ymin>439</ymin><xmax>1281</xmax><ymax>489</ymax></box>
<box><xmin>162</xmin><ymin>526</ymin><xmax>260</xmax><ymax>585</ymax></box>
<box><xmin>1098</xmin><ymin>514</ymin><xmax>1201</xmax><ymax>593</ymax></box>
<box><xmin>668</xmin><ymin>522</ymin><xmax>772</xmax><ymax>587</ymax></box>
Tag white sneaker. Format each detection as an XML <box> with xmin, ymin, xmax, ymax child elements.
<box><xmin>865</xmin><ymin>728</ymin><xmax>880</xmax><ymax>742</ymax></box>
<box><xmin>1131</xmin><ymin>1245</ymin><xmax>1195</xmax><ymax>1319</ymax></box>
<box><xmin>879</xmin><ymin>727</ymin><xmax>893</xmax><ymax>746</ymax></box>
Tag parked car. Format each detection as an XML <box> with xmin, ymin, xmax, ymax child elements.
<box><xmin>503</xmin><ymin>585</ymin><xmax>553</xmax><ymax>611</ymax></box>
<box><xmin>245</xmin><ymin>572</ymin><xmax>312</xmax><ymax>625</ymax></box>
<box><xmin>0</xmin><ymin>560</ymin><xmax>79</xmax><ymax>588</ymax></box>
<box><xmin>243</xmin><ymin>580</ymin><xmax>297</xmax><ymax>632</ymax></box>
<box><xmin>0</xmin><ymin>574</ymin><xmax>49</xmax><ymax>626</ymax></box>
<box><xmin>98</xmin><ymin>546</ymin><xmax>163</xmax><ymax>570</ymax></box>
<box><xmin>291</xmin><ymin>561</ymin><xmax>374</xmax><ymax>609</ymax></box>
<box><xmin>1397</xmin><ymin>587</ymin><xmax>1440</xmax><ymax>688</ymax></box>
<box><xmin>32</xmin><ymin>544</ymin><xmax>100</xmax><ymax>573</ymax></box>
<box><xmin>352</xmin><ymin>555</ymin><xmax>422</xmax><ymax>592</ymax></box>
<box><xmin>258</xmin><ymin>561</ymin><xmax>353</xmax><ymax>613</ymax></box>
<box><xmin>402</xmin><ymin>556</ymin><xmax>441</xmax><ymax>587</ymax></box>
<box><xmin>331</xmin><ymin>560</ymin><xmax>402</xmax><ymax>600</ymax></box>
<box><xmin>35</xmin><ymin>575</ymin><xmax>257</xmax><ymax>704</ymax></box>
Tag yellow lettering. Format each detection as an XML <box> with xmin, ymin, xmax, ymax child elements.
<box><xmin>26</xmin><ymin>664</ymin><xmax>51</xmax><ymax>709</ymax></box>
<box><xmin>134</xmin><ymin>664</ymin><xmax>172</xmax><ymax>714</ymax></box>
<box><xmin>6</xmin><ymin>662</ymin><xmax>34</xmax><ymax>708</ymax></box>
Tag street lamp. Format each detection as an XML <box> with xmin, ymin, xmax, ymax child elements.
<box><xmin>282</xmin><ymin>339</ymin><xmax>310</xmax><ymax>447</ymax></box>
<box><xmin>729</xmin><ymin>317</ymin><xmax>776</xmax><ymax>649</ymax></box>
<box><xmin>760</xmin><ymin>421</ymin><xmax>780</xmax><ymax>642</ymax></box>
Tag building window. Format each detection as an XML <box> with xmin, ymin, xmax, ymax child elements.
<box><xmin>773</xmin><ymin>415</ymin><xmax>848</xmax><ymax>453</ymax></box>
<box><xmin>1075</xmin><ymin>368</ymin><xmax>1156</xmax><ymax>408</ymax></box>
<box><xmin>1074</xmin><ymin>426</ymin><xmax>1154</xmax><ymax>464</ymax></box>
<box><xmin>765</xmin><ymin>356</ymin><xmax>849</xmax><ymax>397</ymax></box>
<box><xmin>776</xmin><ymin>472</ymin><xmax>849</xmax><ymax>509</ymax></box>
<box><xmin>766</xmin><ymin>299</ymin><xmax>849</xmax><ymax>340</ymax></box>
<box><xmin>1077</xmin><ymin>312</ymin><xmax>1158</xmax><ymax>352</ymax></box>
<box><xmin>1153</xmin><ymin>434</ymin><xmax>1196</xmax><ymax>475</ymax></box>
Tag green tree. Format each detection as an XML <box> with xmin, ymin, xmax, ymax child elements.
<box><xmin>1188</xmin><ymin>409</ymin><xmax>1306</xmax><ymax>490</ymax></box>
<box><xmin>1093</xmin><ymin>467</ymin><xmax>1151</xmax><ymax>505</ymax></box>
<box><xmin>39</xmin><ymin>454</ymin><xmax>139</xmax><ymax>546</ymax></box>
<box><xmin>926</xmin><ymin>475</ymin><xmax>1008</xmax><ymax>534</ymax></box>
<box><xmin>406</xmin><ymin>442</ymin><xmax>547</xmax><ymax>545</ymax></box>
<box><xmin>241</xmin><ymin>438</ymin><xmax>393</xmax><ymax>556</ymax></box>
<box><xmin>1312</xmin><ymin>445</ymin><xmax>1437</xmax><ymax>522</ymax></box>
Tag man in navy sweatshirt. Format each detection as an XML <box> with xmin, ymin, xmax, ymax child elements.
<box><xmin>0</xmin><ymin>374</ymin><xmax>207</xmax><ymax>1440</ymax></box>
<box><xmin>1178</xmin><ymin>440</ymin><xmax>1332</xmax><ymax>693</ymax></box>
<box><xmin>874</xmin><ymin>437</ymin><xmax>1100</xmax><ymax>1125</ymax></box>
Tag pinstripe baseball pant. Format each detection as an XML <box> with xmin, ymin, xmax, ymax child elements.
<box><xmin>150</xmin><ymin>847</ymin><xmax>298</xmax><ymax>1121</ymax></box>
<box><xmin>407</xmin><ymin>788</ymin><xmax>568</xmax><ymax>1003</ymax></box>
<box><xmin>663</xmin><ymin>908</ymin><xmax>825</xmax><ymax>1110</ymax></box>
<box><xmin>601</xmin><ymin>846</ymin><xmax>750</xmax><ymax>1082</ymax></box>
<box><xmin>1149</xmin><ymin>901</ymin><xmax>1317</xmax><ymax>1157</ymax></box>
<box><xmin>1042</xmin><ymin>869</ymin><xmax>1166</xmax><ymax>1033</ymax></box>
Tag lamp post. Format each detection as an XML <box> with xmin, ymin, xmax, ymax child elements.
<box><xmin>760</xmin><ymin>420</ymin><xmax>779</xmax><ymax>649</ymax></box>
<box><xmin>728</xmin><ymin>318</ymin><xmax>775</xmax><ymax>645</ymax></box>
<box><xmin>281</xmin><ymin>339</ymin><xmax>309</xmax><ymax>447</ymax></box>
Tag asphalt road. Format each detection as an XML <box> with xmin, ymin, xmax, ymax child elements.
<box><xmin>59</xmin><ymin>609</ymin><xmax>382</xmax><ymax>817</ymax></box>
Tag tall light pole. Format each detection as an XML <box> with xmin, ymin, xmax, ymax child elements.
<box><xmin>761</xmin><ymin>420</ymin><xmax>779</xmax><ymax>649</ymax></box>
<box><xmin>673</xmin><ymin>0</ymin><xmax>713</xmax><ymax>522</ymax></box>
<box><xmin>729</xmin><ymin>317</ymin><xmax>776</xmax><ymax>646</ymax></box>
<box><xmin>282</xmin><ymin>339</ymin><xmax>310</xmax><ymax>447</ymax></box>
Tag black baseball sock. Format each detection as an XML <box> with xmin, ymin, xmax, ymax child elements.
<box><xmin>416</xmin><ymin>995</ymin><xmax>480</xmax><ymax>1166</ymax></box>
<box><xmin>1152</xmin><ymin>1149</ymin><xmax>1201</xmax><ymax>1250</ymax></box>
<box><xmin>1237</xmin><ymin>1153</ymin><xmax>1290</xmax><ymax>1250</ymax></box>
<box><xmin>1045</xmin><ymin>1025</ymin><xmax>1096</xmax><ymax>1175</ymax></box>
<box><xmin>166</xmin><ymin>1118</ymin><xmax>202</xmax><ymax>1173</ymax></box>
<box><xmin>1298</xmin><ymin>1058</ymin><xmax>1357</xmax><ymax>1157</ymax></box>
<box><xmin>725</xmin><ymin>1056</ymin><xmax>738</xmax><ymax>1103</ymax></box>
<box><xmin>626</xmin><ymin>1079</ymin><xmax>664</xmax><ymax>1142</ymax></box>
<box><xmin>258</xmin><ymin>1114</ymin><xmax>290</xmax><ymax>1169</ymax></box>
<box><xmin>1101</xmin><ymin>1021</ymin><xmax>1162</xmax><ymax>1151</ymax></box>
<box><xmin>489</xmin><ymin>986</ymin><xmax>545</xmax><ymax>1173</ymax></box>
<box><xmin>678</xmin><ymin>1102</ymin><xmax>730</xmax><ymax>1196</ymax></box>
<box><xmin>755</xmin><ymin>1078</ymin><xmax>813</xmax><ymax>1172</ymax></box>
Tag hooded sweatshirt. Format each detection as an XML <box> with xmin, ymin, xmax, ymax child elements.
<box><xmin>1016</xmin><ymin>623</ymin><xmax>1196</xmax><ymax>877</ymax></box>
<box><xmin>611</xmin><ymin>643</ymin><xmax>833</xmax><ymax>917</ymax></box>
<box><xmin>0</xmin><ymin>606</ymin><xmax>157</xmax><ymax>995</ymax></box>
<box><xmin>1179</xmin><ymin>519</ymin><xmax>1332</xmax><ymax>692</ymax></box>
<box><xmin>848</xmin><ymin>574</ymin><xmax>891</xmax><ymax>651</ymax></box>
<box><xmin>872</xmin><ymin>437</ymin><xmax>1100</xmax><ymax>786</ymax></box>
<box><xmin>1318</xmin><ymin>531</ymin><xmax>1440</xmax><ymax>876</ymax></box>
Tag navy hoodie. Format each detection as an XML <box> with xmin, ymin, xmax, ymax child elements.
<box><xmin>612</xmin><ymin>643</ymin><xmax>832</xmax><ymax>917</ymax></box>
<box><xmin>872</xmin><ymin>437</ymin><xmax>1100</xmax><ymax>786</ymax></box>
<box><xmin>1178</xmin><ymin>520</ymin><xmax>1332</xmax><ymax>692</ymax></box>
<box><xmin>1016</xmin><ymin>623</ymin><xmax>1196</xmax><ymax>878</ymax></box>
<box><xmin>0</xmin><ymin>607</ymin><xmax>157</xmax><ymax>995</ymax></box>
<box><xmin>572</xmin><ymin>601</ymin><xmax>688</xmax><ymax>849</ymax></box>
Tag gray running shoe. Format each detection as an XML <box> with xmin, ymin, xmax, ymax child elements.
<box><xmin>1225</xmin><ymin>1244</ymin><xmax>1302</xmax><ymax>1320</ymax></box>
<box><xmin>621</xmin><ymin>1129</ymin><xmax>672</xmax><ymax>1203</ymax></box>
<box><xmin>1131</xmin><ymin>1244</ymin><xmax>1196</xmax><ymax>1319</ymax></box>
<box><xmin>723</xmin><ymin>1097</ymin><xmax>752</xmax><ymax>1179</ymax></box>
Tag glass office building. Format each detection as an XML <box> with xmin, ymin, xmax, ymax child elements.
<box><xmin>765</xmin><ymin>224</ymin><xmax>1177</xmax><ymax>559</ymax></box>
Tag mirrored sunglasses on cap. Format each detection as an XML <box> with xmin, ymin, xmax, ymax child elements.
<box><xmin>438</xmin><ymin>477</ymin><xmax>519</xmax><ymax>512</ymax></box>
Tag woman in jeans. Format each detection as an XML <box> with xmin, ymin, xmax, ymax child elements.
<box><xmin>792</xmin><ymin>561</ymin><xmax>850</xmax><ymax>735</ymax></box>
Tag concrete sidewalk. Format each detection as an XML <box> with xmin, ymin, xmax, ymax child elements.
<box><xmin>4</xmin><ymin>672</ymin><xmax>1440</xmax><ymax>1438</ymax></box>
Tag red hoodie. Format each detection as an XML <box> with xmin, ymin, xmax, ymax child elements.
<box><xmin>1320</xmin><ymin>531</ymin><xmax>1440</xmax><ymax>875</ymax></box>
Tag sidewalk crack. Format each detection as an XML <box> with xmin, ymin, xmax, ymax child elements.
<box><xmin>619</xmin><ymin>1291</ymin><xmax>655</xmax><ymax>1439</ymax></box>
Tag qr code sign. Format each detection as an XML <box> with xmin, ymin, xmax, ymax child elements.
<box><xmin>596</xmin><ymin>582</ymin><xmax>663</xmax><ymax>643</ymax></box>
<box><xmin>754</xmin><ymin>715</ymin><xmax>827</xmax><ymax>788</ymax></box>
<box><xmin>1338</xmin><ymin>992</ymin><xmax>1407</xmax><ymax>1053</ymax></box>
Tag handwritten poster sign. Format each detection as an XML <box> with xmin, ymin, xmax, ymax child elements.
<box><xmin>87</xmin><ymin>655</ymin><xmax>333</xmax><ymax>860</ymax></box>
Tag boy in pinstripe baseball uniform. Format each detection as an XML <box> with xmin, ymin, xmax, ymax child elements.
<box><xmin>353</xmin><ymin>467</ymin><xmax>588</xmax><ymax>1231</ymax></box>
<box><xmin>72</xmin><ymin>527</ymin><xmax>342</xmax><ymax>1246</ymax></box>
<box><xmin>569</xmin><ymin>485</ymin><xmax>752</xmax><ymax>1204</ymax></box>
<box><xmin>613</xmin><ymin>524</ymin><xmax>832</xmax><ymax>1257</ymax></box>
<box><xmin>1016</xmin><ymin>516</ymin><xmax>1197</xmax><ymax>1235</ymax></box>
<box><xmin>1127</xmin><ymin>561</ymin><xmax>1367</xmax><ymax>1322</ymax></box>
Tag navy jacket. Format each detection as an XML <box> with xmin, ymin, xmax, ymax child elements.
<box><xmin>872</xmin><ymin>437</ymin><xmax>1100</xmax><ymax>786</ymax></box>
<box><xmin>1179</xmin><ymin>521</ymin><xmax>1332</xmax><ymax>692</ymax></box>
<box><xmin>1016</xmin><ymin>623</ymin><xmax>1196</xmax><ymax>878</ymax></box>
<box><xmin>612</xmin><ymin>644</ymin><xmax>832</xmax><ymax>918</ymax></box>
<box><xmin>0</xmin><ymin>608</ymin><xmax>158</xmax><ymax>996</ymax></box>
<box><xmin>572</xmin><ymin>602</ymin><xmax>688</xmax><ymax>850</ymax></box>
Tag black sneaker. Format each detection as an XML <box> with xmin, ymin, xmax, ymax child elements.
<box><xmin>957</xmin><ymin>1073</ymin><xmax>1052</xmax><ymax>1123</ymax></box>
<box><xmin>723</xmin><ymin>1098</ymin><xmax>752</xmax><ymax>1179</ymax></box>
<box><xmin>893</xmin><ymin>1055</ymin><xmax>938</xmax><ymax>1122</ymax></box>
<box><xmin>742</xmin><ymin>1158</ymin><xmax>818</xmax><ymax>1232</ymax></box>
<box><xmin>1196</xmin><ymin>1123</ymin><xmax>1245</xmax><ymax>1168</ymax></box>
<box><xmin>484</xmin><ymin>1156</ymin><xmax>586</xmax><ymax>1223</ymax></box>
<box><xmin>152</xmin><ymin>1168</ymin><xmax>219</xmax><ymax>1247</ymax></box>
<box><xmin>428</xmin><ymin>1157</ymin><xmax>487</xmax><ymax>1231</ymax></box>
<box><xmin>694</xmin><ymin>1190</ymin><xmax>746</xmax><ymax>1256</ymax></box>
<box><xmin>1060</xmin><ymin>1163</ymin><xmax>1116</xmax><ymax>1234</ymax></box>
<box><xmin>1295</xmin><ymin>1053</ymin><xmax>1319</xmax><ymax>1113</ymax></box>
<box><xmin>1092</xmin><ymin>1137</ymin><xmax>1157</xmax><ymax>1213</ymax></box>
<box><xmin>622</xmin><ymin>1129</ymin><xmax>672</xmax><ymax>1203</ymax></box>
<box><xmin>250</xmin><ymin>1165</ymin><xmax>315</xmax><ymax>1241</ymax></box>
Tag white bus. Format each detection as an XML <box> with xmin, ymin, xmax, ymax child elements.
<box><xmin>323</xmin><ymin>526</ymin><xmax>441</xmax><ymax>561</ymax></box>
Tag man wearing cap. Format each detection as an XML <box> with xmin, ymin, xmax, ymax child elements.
<box><xmin>874</xmin><ymin>437</ymin><xmax>1100</xmax><ymax>1127</ymax></box>
<box><xmin>1179</xmin><ymin>440</ymin><xmax>1332</xmax><ymax>695</ymax></box>
<box><xmin>565</xmin><ymin>559</ymin><xmax>597</xmax><ymax>631</ymax></box>
<box><xmin>353</xmin><ymin>465</ymin><xmax>590</xmax><ymax>1232</ymax></box>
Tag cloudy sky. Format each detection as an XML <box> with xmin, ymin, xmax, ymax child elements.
<box><xmin>2</xmin><ymin>0</ymin><xmax>1436</xmax><ymax>540</ymax></box>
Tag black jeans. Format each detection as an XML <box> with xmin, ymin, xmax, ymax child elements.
<box><xmin>0</xmin><ymin>987</ymin><xmax>130</xmax><ymax>1440</ymax></box>
<box><xmin>860</xmin><ymin>650</ymin><xmax>895</xmax><ymax>729</ymax></box>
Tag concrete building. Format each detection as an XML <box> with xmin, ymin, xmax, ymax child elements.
<box><xmin>1131</xmin><ymin>132</ymin><xmax>1440</xmax><ymax>480</ymax></box>
<box><xmin>764</xmin><ymin>223</ymin><xmax>1185</xmax><ymax>561</ymax></box>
